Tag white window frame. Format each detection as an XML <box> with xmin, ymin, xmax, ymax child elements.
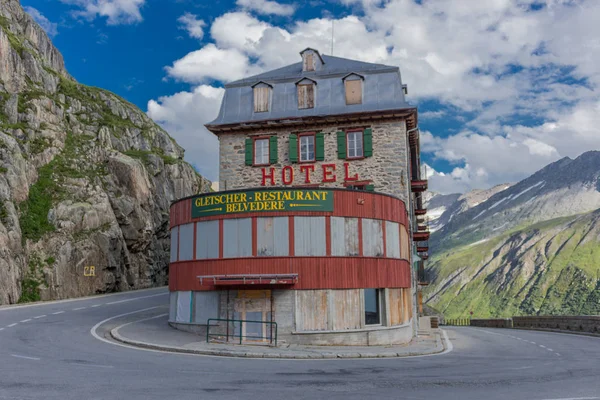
<box><xmin>347</xmin><ymin>130</ymin><xmax>364</xmax><ymax>159</ymax></box>
<box><xmin>254</xmin><ymin>138</ymin><xmax>269</xmax><ymax>166</ymax></box>
<box><xmin>299</xmin><ymin>134</ymin><xmax>315</xmax><ymax>162</ymax></box>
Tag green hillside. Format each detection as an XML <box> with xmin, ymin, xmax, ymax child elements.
<box><xmin>426</xmin><ymin>210</ymin><xmax>600</xmax><ymax>319</ymax></box>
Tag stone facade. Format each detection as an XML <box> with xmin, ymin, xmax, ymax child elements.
<box><xmin>219</xmin><ymin>120</ymin><xmax>411</xmax><ymax>205</ymax></box>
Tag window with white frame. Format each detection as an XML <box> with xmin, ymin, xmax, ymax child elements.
<box><xmin>347</xmin><ymin>131</ymin><xmax>364</xmax><ymax>158</ymax></box>
<box><xmin>299</xmin><ymin>134</ymin><xmax>315</xmax><ymax>162</ymax></box>
<box><xmin>254</xmin><ymin>138</ymin><xmax>269</xmax><ymax>165</ymax></box>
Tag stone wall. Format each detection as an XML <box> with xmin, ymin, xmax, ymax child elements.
<box><xmin>218</xmin><ymin>120</ymin><xmax>410</xmax><ymax>205</ymax></box>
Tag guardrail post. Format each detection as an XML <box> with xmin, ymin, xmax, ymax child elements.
<box><xmin>240</xmin><ymin>320</ymin><xmax>243</xmax><ymax>345</ymax></box>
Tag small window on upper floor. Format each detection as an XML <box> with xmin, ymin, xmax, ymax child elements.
<box><xmin>296</xmin><ymin>78</ymin><xmax>316</xmax><ymax>110</ymax></box>
<box><xmin>252</xmin><ymin>82</ymin><xmax>272</xmax><ymax>113</ymax></box>
<box><xmin>343</xmin><ymin>73</ymin><xmax>364</xmax><ymax>105</ymax></box>
<box><xmin>304</xmin><ymin>53</ymin><xmax>315</xmax><ymax>72</ymax></box>
<box><xmin>300</xmin><ymin>48</ymin><xmax>323</xmax><ymax>72</ymax></box>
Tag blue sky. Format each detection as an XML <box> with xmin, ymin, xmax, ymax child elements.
<box><xmin>21</xmin><ymin>0</ymin><xmax>600</xmax><ymax>193</ymax></box>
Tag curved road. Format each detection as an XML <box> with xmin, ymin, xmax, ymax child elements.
<box><xmin>1</xmin><ymin>288</ymin><xmax>600</xmax><ymax>400</ymax></box>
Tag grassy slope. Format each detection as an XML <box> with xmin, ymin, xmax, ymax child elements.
<box><xmin>426</xmin><ymin>212</ymin><xmax>600</xmax><ymax>318</ymax></box>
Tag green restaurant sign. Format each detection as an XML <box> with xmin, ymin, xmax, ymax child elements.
<box><xmin>192</xmin><ymin>189</ymin><xmax>334</xmax><ymax>218</ymax></box>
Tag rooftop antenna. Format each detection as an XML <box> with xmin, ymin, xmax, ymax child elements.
<box><xmin>331</xmin><ymin>19</ymin><xmax>334</xmax><ymax>56</ymax></box>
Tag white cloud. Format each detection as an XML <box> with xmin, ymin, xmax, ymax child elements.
<box><xmin>152</xmin><ymin>0</ymin><xmax>600</xmax><ymax>191</ymax></box>
<box><xmin>165</xmin><ymin>44</ymin><xmax>255</xmax><ymax>83</ymax></box>
<box><xmin>178</xmin><ymin>12</ymin><xmax>206</xmax><ymax>40</ymax></box>
<box><xmin>236</xmin><ymin>0</ymin><xmax>296</xmax><ymax>16</ymax></box>
<box><xmin>147</xmin><ymin>85</ymin><xmax>224</xmax><ymax>181</ymax></box>
<box><xmin>24</xmin><ymin>7</ymin><xmax>58</xmax><ymax>37</ymax></box>
<box><xmin>61</xmin><ymin>0</ymin><xmax>145</xmax><ymax>25</ymax></box>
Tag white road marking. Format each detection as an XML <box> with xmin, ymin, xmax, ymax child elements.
<box><xmin>33</xmin><ymin>315</ymin><xmax>46</xmax><ymax>319</ymax></box>
<box><xmin>0</xmin><ymin>287</ymin><xmax>167</xmax><ymax>312</ymax></box>
<box><xmin>547</xmin><ymin>348</ymin><xmax>553</xmax><ymax>351</ymax></box>
<box><xmin>11</xmin><ymin>354</ymin><xmax>40</xmax><ymax>361</ymax></box>
<box><xmin>7</xmin><ymin>323</ymin><xmax>17</xmax><ymax>327</ymax></box>
<box><xmin>530</xmin><ymin>341</ymin><xmax>536</xmax><ymax>344</ymax></box>
<box><xmin>73</xmin><ymin>307</ymin><xmax>86</xmax><ymax>311</ymax></box>
<box><xmin>105</xmin><ymin>292</ymin><xmax>168</xmax><ymax>305</ymax></box>
<box><xmin>52</xmin><ymin>311</ymin><xmax>64</xmax><ymax>315</ymax></box>
<box><xmin>20</xmin><ymin>319</ymin><xmax>31</xmax><ymax>323</ymax></box>
<box><xmin>556</xmin><ymin>353</ymin><xmax>561</xmax><ymax>356</ymax></box>
<box><xmin>91</xmin><ymin>304</ymin><xmax>101</xmax><ymax>308</ymax></box>
<box><xmin>539</xmin><ymin>345</ymin><xmax>546</xmax><ymax>348</ymax></box>
<box><xmin>0</xmin><ymin>328</ymin><xmax>4</xmax><ymax>331</ymax></box>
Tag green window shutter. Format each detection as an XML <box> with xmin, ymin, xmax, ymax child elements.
<box><xmin>269</xmin><ymin>136</ymin><xmax>278</xmax><ymax>164</ymax></box>
<box><xmin>316</xmin><ymin>132</ymin><xmax>325</xmax><ymax>161</ymax></box>
<box><xmin>363</xmin><ymin>128</ymin><xmax>373</xmax><ymax>157</ymax></box>
<box><xmin>245</xmin><ymin>138</ymin><xmax>253</xmax><ymax>166</ymax></box>
<box><xmin>336</xmin><ymin>131</ymin><xmax>346</xmax><ymax>159</ymax></box>
<box><xmin>365</xmin><ymin>184</ymin><xmax>375</xmax><ymax>192</ymax></box>
<box><xmin>289</xmin><ymin>134</ymin><xmax>298</xmax><ymax>163</ymax></box>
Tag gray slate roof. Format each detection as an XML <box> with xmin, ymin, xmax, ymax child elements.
<box><xmin>207</xmin><ymin>54</ymin><xmax>412</xmax><ymax>128</ymax></box>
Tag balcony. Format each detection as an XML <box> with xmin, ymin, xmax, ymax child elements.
<box><xmin>417</xmin><ymin>261</ymin><xmax>429</xmax><ymax>286</ymax></box>
<box><xmin>416</xmin><ymin>241</ymin><xmax>428</xmax><ymax>253</ymax></box>
<box><xmin>415</xmin><ymin>208</ymin><xmax>427</xmax><ymax>216</ymax></box>
<box><xmin>411</xmin><ymin>179</ymin><xmax>428</xmax><ymax>193</ymax></box>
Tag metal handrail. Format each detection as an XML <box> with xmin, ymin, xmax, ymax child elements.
<box><xmin>206</xmin><ymin>318</ymin><xmax>278</xmax><ymax>346</ymax></box>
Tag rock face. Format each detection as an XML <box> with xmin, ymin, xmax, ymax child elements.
<box><xmin>0</xmin><ymin>0</ymin><xmax>211</xmax><ymax>304</ymax></box>
<box><xmin>431</xmin><ymin>152</ymin><xmax>600</xmax><ymax>253</ymax></box>
<box><xmin>425</xmin><ymin>184</ymin><xmax>511</xmax><ymax>233</ymax></box>
<box><xmin>426</xmin><ymin>151</ymin><xmax>600</xmax><ymax>318</ymax></box>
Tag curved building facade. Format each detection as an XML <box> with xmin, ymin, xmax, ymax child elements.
<box><xmin>168</xmin><ymin>48</ymin><xmax>429</xmax><ymax>346</ymax></box>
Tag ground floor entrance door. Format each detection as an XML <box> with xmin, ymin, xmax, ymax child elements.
<box><xmin>233</xmin><ymin>290</ymin><xmax>273</xmax><ymax>343</ymax></box>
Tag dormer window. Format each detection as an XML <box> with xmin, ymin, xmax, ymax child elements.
<box><xmin>300</xmin><ymin>48</ymin><xmax>324</xmax><ymax>72</ymax></box>
<box><xmin>304</xmin><ymin>53</ymin><xmax>314</xmax><ymax>72</ymax></box>
<box><xmin>252</xmin><ymin>81</ymin><xmax>272</xmax><ymax>113</ymax></box>
<box><xmin>296</xmin><ymin>78</ymin><xmax>316</xmax><ymax>109</ymax></box>
<box><xmin>343</xmin><ymin>73</ymin><xmax>364</xmax><ymax>105</ymax></box>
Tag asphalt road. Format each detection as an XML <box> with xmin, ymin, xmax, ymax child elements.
<box><xmin>1</xmin><ymin>287</ymin><xmax>600</xmax><ymax>400</ymax></box>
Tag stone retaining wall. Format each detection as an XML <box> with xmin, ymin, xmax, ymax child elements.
<box><xmin>470</xmin><ymin>318</ymin><xmax>513</xmax><ymax>328</ymax></box>
<box><xmin>512</xmin><ymin>316</ymin><xmax>600</xmax><ymax>334</ymax></box>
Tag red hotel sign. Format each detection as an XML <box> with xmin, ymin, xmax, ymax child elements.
<box><xmin>261</xmin><ymin>162</ymin><xmax>360</xmax><ymax>186</ymax></box>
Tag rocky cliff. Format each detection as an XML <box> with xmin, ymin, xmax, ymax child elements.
<box><xmin>0</xmin><ymin>0</ymin><xmax>211</xmax><ymax>304</ymax></box>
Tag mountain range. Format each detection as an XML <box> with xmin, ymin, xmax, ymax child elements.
<box><xmin>425</xmin><ymin>151</ymin><xmax>600</xmax><ymax>318</ymax></box>
<box><xmin>0</xmin><ymin>0</ymin><xmax>210</xmax><ymax>304</ymax></box>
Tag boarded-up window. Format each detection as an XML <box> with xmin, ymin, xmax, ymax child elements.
<box><xmin>400</xmin><ymin>224</ymin><xmax>409</xmax><ymax>260</ymax></box>
<box><xmin>294</xmin><ymin>216</ymin><xmax>326</xmax><ymax>256</ymax></box>
<box><xmin>170</xmin><ymin>226</ymin><xmax>179</xmax><ymax>262</ymax></box>
<box><xmin>223</xmin><ymin>218</ymin><xmax>252</xmax><ymax>258</ymax></box>
<box><xmin>176</xmin><ymin>291</ymin><xmax>192</xmax><ymax>323</ymax></box>
<box><xmin>253</xmin><ymin>86</ymin><xmax>269</xmax><ymax>112</ymax></box>
<box><xmin>178</xmin><ymin>223</ymin><xmax>194</xmax><ymax>261</ymax></box>
<box><xmin>331</xmin><ymin>289</ymin><xmax>361</xmax><ymax>330</ymax></box>
<box><xmin>295</xmin><ymin>290</ymin><xmax>328</xmax><ymax>331</ymax></box>
<box><xmin>298</xmin><ymin>84</ymin><xmax>315</xmax><ymax>109</ymax></box>
<box><xmin>303</xmin><ymin>53</ymin><xmax>314</xmax><ymax>71</ymax></box>
<box><xmin>362</xmin><ymin>219</ymin><xmax>384</xmax><ymax>257</ymax></box>
<box><xmin>345</xmin><ymin>79</ymin><xmax>362</xmax><ymax>105</ymax></box>
<box><xmin>257</xmin><ymin>217</ymin><xmax>289</xmax><ymax>256</ymax></box>
<box><xmin>193</xmin><ymin>292</ymin><xmax>219</xmax><ymax>324</ymax></box>
<box><xmin>389</xmin><ymin>288</ymin><xmax>410</xmax><ymax>326</ymax></box>
<box><xmin>169</xmin><ymin>291</ymin><xmax>178</xmax><ymax>322</ymax></box>
<box><xmin>385</xmin><ymin>221</ymin><xmax>400</xmax><ymax>259</ymax></box>
<box><xmin>196</xmin><ymin>220</ymin><xmax>219</xmax><ymax>259</ymax></box>
<box><xmin>331</xmin><ymin>217</ymin><xmax>359</xmax><ymax>256</ymax></box>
